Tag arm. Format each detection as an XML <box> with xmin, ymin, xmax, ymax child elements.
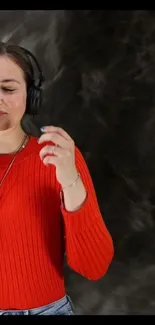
<box><xmin>61</xmin><ymin>146</ymin><xmax>114</xmax><ymax>280</ymax></box>
<box><xmin>38</xmin><ymin>126</ymin><xmax>114</xmax><ymax>281</ymax></box>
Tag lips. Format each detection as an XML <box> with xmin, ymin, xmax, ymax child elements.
<box><xmin>0</xmin><ymin>110</ymin><xmax>7</xmax><ymax>116</ymax></box>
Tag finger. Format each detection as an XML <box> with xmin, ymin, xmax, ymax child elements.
<box><xmin>38</xmin><ymin>132</ymin><xmax>69</xmax><ymax>148</ymax></box>
<box><xmin>42</xmin><ymin>155</ymin><xmax>57</xmax><ymax>166</ymax></box>
<box><xmin>41</xmin><ymin>126</ymin><xmax>73</xmax><ymax>141</ymax></box>
<box><xmin>39</xmin><ymin>145</ymin><xmax>71</xmax><ymax>160</ymax></box>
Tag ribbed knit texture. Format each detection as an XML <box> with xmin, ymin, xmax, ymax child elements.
<box><xmin>0</xmin><ymin>137</ymin><xmax>114</xmax><ymax>310</ymax></box>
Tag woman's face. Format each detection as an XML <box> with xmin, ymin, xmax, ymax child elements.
<box><xmin>0</xmin><ymin>55</ymin><xmax>27</xmax><ymax>131</ymax></box>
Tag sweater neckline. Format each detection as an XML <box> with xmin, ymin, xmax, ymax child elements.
<box><xmin>0</xmin><ymin>136</ymin><xmax>38</xmax><ymax>167</ymax></box>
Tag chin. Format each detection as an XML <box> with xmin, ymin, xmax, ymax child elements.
<box><xmin>0</xmin><ymin>120</ymin><xmax>19</xmax><ymax>132</ymax></box>
<box><xmin>0</xmin><ymin>121</ymin><xmax>10</xmax><ymax>131</ymax></box>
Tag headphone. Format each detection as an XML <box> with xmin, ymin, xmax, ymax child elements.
<box><xmin>19</xmin><ymin>46</ymin><xmax>45</xmax><ymax>115</ymax></box>
<box><xmin>18</xmin><ymin>46</ymin><xmax>47</xmax><ymax>137</ymax></box>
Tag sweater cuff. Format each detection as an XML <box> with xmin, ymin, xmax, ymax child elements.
<box><xmin>60</xmin><ymin>191</ymin><xmax>103</xmax><ymax>233</ymax></box>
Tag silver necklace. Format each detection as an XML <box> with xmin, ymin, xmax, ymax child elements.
<box><xmin>0</xmin><ymin>134</ymin><xmax>29</xmax><ymax>188</ymax></box>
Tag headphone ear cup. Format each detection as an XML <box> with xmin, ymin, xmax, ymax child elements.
<box><xmin>26</xmin><ymin>85</ymin><xmax>42</xmax><ymax>115</ymax></box>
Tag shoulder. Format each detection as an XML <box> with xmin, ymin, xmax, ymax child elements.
<box><xmin>75</xmin><ymin>145</ymin><xmax>88</xmax><ymax>164</ymax></box>
<box><xmin>16</xmin><ymin>136</ymin><xmax>54</xmax><ymax>165</ymax></box>
<box><xmin>74</xmin><ymin>145</ymin><xmax>91</xmax><ymax>177</ymax></box>
<box><xmin>27</xmin><ymin>136</ymin><xmax>53</xmax><ymax>155</ymax></box>
<box><xmin>23</xmin><ymin>136</ymin><xmax>56</xmax><ymax>174</ymax></box>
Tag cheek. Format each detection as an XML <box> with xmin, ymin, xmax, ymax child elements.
<box><xmin>9</xmin><ymin>92</ymin><xmax>27</xmax><ymax>117</ymax></box>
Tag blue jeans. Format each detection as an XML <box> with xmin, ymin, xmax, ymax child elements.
<box><xmin>0</xmin><ymin>295</ymin><xmax>74</xmax><ymax>315</ymax></box>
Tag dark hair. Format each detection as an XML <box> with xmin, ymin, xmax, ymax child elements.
<box><xmin>0</xmin><ymin>41</ymin><xmax>34</xmax><ymax>91</ymax></box>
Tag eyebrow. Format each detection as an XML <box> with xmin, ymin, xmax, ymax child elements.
<box><xmin>0</xmin><ymin>79</ymin><xmax>20</xmax><ymax>84</ymax></box>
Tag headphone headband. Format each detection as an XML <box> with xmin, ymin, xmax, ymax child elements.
<box><xmin>19</xmin><ymin>46</ymin><xmax>45</xmax><ymax>87</ymax></box>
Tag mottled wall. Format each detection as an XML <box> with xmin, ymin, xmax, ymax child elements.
<box><xmin>1</xmin><ymin>10</ymin><xmax>155</xmax><ymax>315</ymax></box>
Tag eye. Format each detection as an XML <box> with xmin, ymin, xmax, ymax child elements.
<box><xmin>2</xmin><ymin>88</ymin><xmax>16</xmax><ymax>93</ymax></box>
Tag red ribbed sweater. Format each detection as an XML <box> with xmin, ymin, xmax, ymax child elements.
<box><xmin>0</xmin><ymin>136</ymin><xmax>114</xmax><ymax>310</ymax></box>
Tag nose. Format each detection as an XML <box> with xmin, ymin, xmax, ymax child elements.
<box><xmin>0</xmin><ymin>89</ymin><xmax>5</xmax><ymax>103</ymax></box>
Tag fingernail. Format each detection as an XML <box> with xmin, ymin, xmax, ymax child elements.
<box><xmin>37</xmin><ymin>138</ymin><xmax>40</xmax><ymax>143</ymax></box>
<box><xmin>40</xmin><ymin>126</ymin><xmax>45</xmax><ymax>131</ymax></box>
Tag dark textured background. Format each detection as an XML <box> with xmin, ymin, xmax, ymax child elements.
<box><xmin>1</xmin><ymin>10</ymin><xmax>155</xmax><ymax>315</ymax></box>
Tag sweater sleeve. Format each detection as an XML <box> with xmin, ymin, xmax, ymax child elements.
<box><xmin>60</xmin><ymin>146</ymin><xmax>114</xmax><ymax>280</ymax></box>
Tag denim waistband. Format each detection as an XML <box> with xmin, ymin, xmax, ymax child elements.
<box><xmin>0</xmin><ymin>295</ymin><xmax>74</xmax><ymax>315</ymax></box>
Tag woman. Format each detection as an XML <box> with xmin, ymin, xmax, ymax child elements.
<box><xmin>0</xmin><ymin>42</ymin><xmax>114</xmax><ymax>315</ymax></box>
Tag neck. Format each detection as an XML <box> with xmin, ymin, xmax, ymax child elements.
<box><xmin>0</xmin><ymin>124</ymin><xmax>26</xmax><ymax>154</ymax></box>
